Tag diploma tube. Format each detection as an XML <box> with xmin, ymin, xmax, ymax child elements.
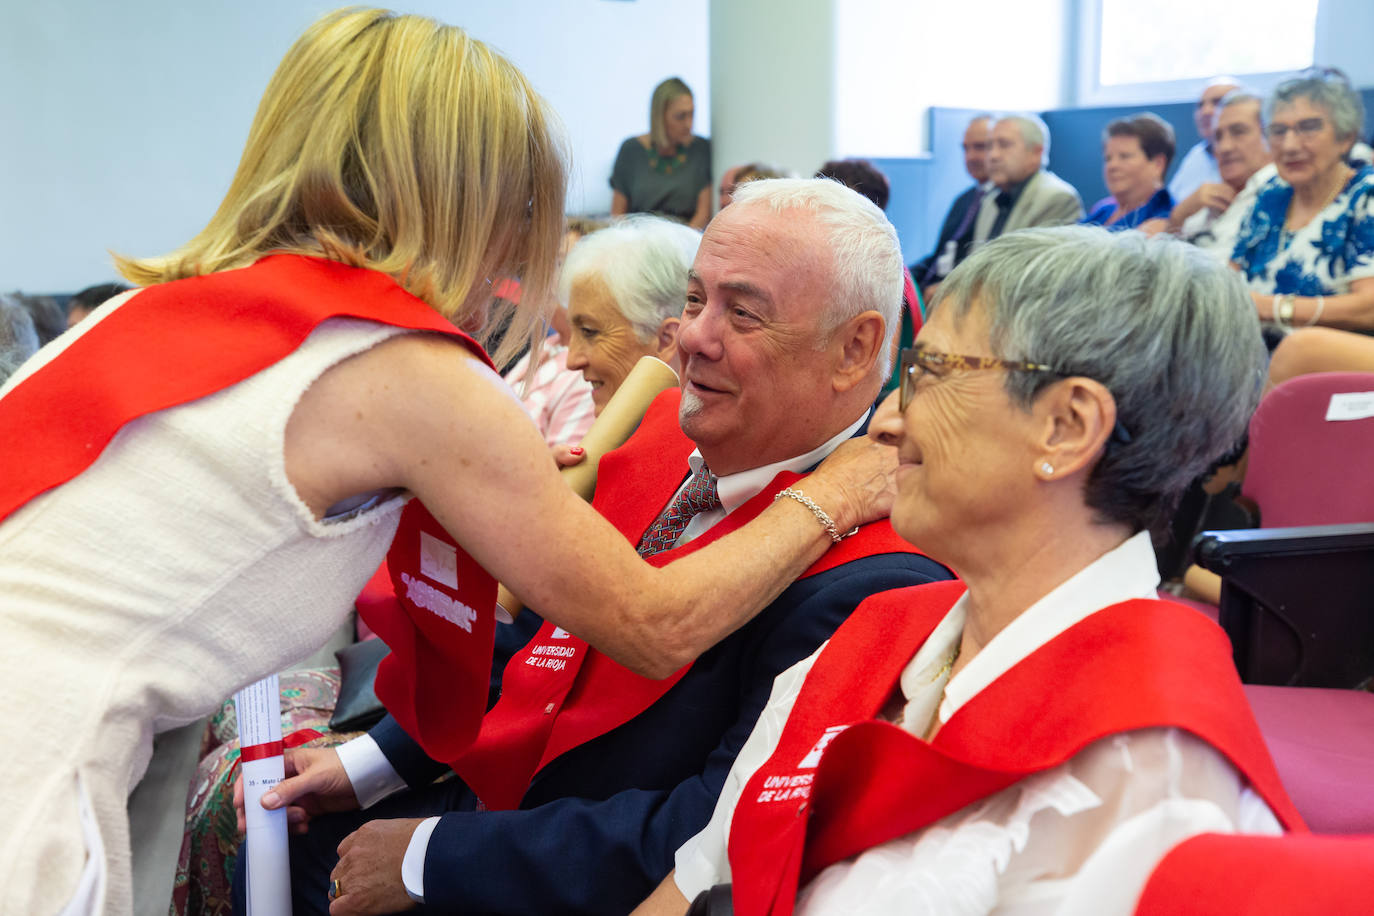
<box><xmin>560</xmin><ymin>355</ymin><xmax>679</xmax><ymax>499</ymax></box>
<box><xmin>235</xmin><ymin>674</ymin><xmax>291</xmax><ymax>916</ymax></box>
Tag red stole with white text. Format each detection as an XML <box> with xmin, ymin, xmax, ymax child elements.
<box><xmin>725</xmin><ymin>581</ymin><xmax>1305</xmax><ymax>916</ymax></box>
<box><xmin>451</xmin><ymin>389</ymin><xmax>920</xmax><ymax>810</ymax></box>
<box><xmin>0</xmin><ymin>253</ymin><xmax>501</xmax><ymax>761</ymax></box>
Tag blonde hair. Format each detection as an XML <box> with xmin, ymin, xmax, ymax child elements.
<box><xmin>115</xmin><ymin>8</ymin><xmax>568</xmax><ymax>368</ymax></box>
<box><xmin>649</xmin><ymin>77</ymin><xmax>692</xmax><ymax>151</ymax></box>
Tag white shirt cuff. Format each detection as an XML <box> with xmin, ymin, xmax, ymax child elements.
<box><xmin>334</xmin><ymin>735</ymin><xmax>408</xmax><ymax>809</ymax></box>
<box><xmin>402</xmin><ymin>816</ymin><xmax>441</xmax><ymax>903</ymax></box>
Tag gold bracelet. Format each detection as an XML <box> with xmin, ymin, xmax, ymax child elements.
<box><xmin>774</xmin><ymin>487</ymin><xmax>854</xmax><ymax>543</ymax></box>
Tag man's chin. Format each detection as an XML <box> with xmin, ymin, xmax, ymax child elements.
<box><xmin>679</xmin><ymin>389</ymin><xmax>704</xmax><ymax>419</ymax></box>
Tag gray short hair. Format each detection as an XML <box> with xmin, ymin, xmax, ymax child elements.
<box><xmin>558</xmin><ymin>214</ymin><xmax>701</xmax><ymax>343</ymax></box>
<box><xmin>1268</xmin><ymin>68</ymin><xmax>1365</xmax><ymax>142</ymax></box>
<box><xmin>934</xmin><ymin>226</ymin><xmax>1267</xmax><ymax>532</ymax></box>
<box><xmin>728</xmin><ymin>177</ymin><xmax>903</xmax><ymax>376</ymax></box>
<box><xmin>996</xmin><ymin>113</ymin><xmax>1051</xmax><ymax>164</ymax></box>
<box><xmin>0</xmin><ymin>293</ymin><xmax>40</xmax><ymax>386</ymax></box>
<box><xmin>1219</xmin><ymin>88</ymin><xmax>1264</xmax><ymax>119</ymax></box>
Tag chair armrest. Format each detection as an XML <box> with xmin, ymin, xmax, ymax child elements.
<box><xmin>1193</xmin><ymin>524</ymin><xmax>1374</xmax><ymax>687</ymax></box>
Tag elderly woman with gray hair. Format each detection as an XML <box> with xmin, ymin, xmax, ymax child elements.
<box><xmin>635</xmin><ymin>226</ymin><xmax>1301</xmax><ymax>916</ymax></box>
<box><xmin>1233</xmin><ymin>67</ymin><xmax>1374</xmax><ymax>332</ymax></box>
<box><xmin>561</xmin><ymin>214</ymin><xmax>700</xmax><ymax>414</ymax></box>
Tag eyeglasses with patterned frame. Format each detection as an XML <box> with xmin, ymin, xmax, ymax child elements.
<box><xmin>898</xmin><ymin>344</ymin><xmax>1056</xmax><ymax>412</ymax></box>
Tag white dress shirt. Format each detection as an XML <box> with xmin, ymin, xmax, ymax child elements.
<box><xmin>336</xmin><ymin>413</ymin><xmax>868</xmax><ymax>901</ymax></box>
<box><xmin>673</xmin><ymin>531</ymin><xmax>1281</xmax><ymax>915</ymax></box>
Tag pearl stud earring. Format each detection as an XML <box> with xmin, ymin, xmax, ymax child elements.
<box><xmin>1040</xmin><ymin>461</ymin><xmax>1054</xmax><ymax>476</ymax></box>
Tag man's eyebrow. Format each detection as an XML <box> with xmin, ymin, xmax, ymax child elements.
<box><xmin>686</xmin><ymin>270</ymin><xmax>772</xmax><ymax>303</ymax></box>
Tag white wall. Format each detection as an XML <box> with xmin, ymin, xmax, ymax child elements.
<box><xmin>0</xmin><ymin>0</ymin><xmax>708</xmax><ymax>291</ymax></box>
<box><xmin>709</xmin><ymin>0</ymin><xmax>836</xmax><ymax>182</ymax></box>
<box><xmin>834</xmin><ymin>0</ymin><xmax>1070</xmax><ymax>156</ymax></box>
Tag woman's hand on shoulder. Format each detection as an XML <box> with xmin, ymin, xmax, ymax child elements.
<box><xmin>797</xmin><ymin>434</ymin><xmax>899</xmax><ymax>533</ymax></box>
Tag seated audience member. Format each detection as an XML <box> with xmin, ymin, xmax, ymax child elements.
<box><xmin>815</xmin><ymin>158</ymin><xmax>891</xmax><ymax>211</ymax></box>
<box><xmin>1169</xmin><ymin>76</ymin><xmax>1242</xmax><ymax>200</ymax></box>
<box><xmin>245</xmin><ymin>179</ymin><xmax>952</xmax><ymax>916</ymax></box>
<box><xmin>66</xmin><ymin>282</ymin><xmax>133</xmax><ymax>329</ymax></box>
<box><xmin>562</xmin><ymin>214</ymin><xmax>700</xmax><ymax>413</ymax></box>
<box><xmin>0</xmin><ymin>293</ymin><xmax>40</xmax><ymax>384</ymax></box>
<box><xmin>1159</xmin><ymin>90</ymin><xmax>1274</xmax><ymax>260</ymax></box>
<box><xmin>1233</xmin><ymin>68</ymin><xmax>1374</xmax><ymax>332</ymax></box>
<box><xmin>972</xmin><ymin>113</ymin><xmax>1084</xmax><ymax>244</ymax></box>
<box><xmin>912</xmin><ymin>114</ymin><xmax>992</xmax><ymax>288</ymax></box>
<box><xmin>814</xmin><ymin>157</ymin><xmax>924</xmax><ymax>390</ymax></box>
<box><xmin>1082</xmin><ymin>113</ymin><xmax>1176</xmax><ymax>230</ymax></box>
<box><xmin>732</xmin><ymin>162</ymin><xmax>791</xmax><ymax>190</ymax></box>
<box><xmin>636</xmin><ymin>227</ymin><xmax>1302</xmax><ymax>916</ymax></box>
<box><xmin>12</xmin><ymin>292</ymin><xmax>66</xmax><ymax>346</ymax></box>
<box><xmin>611</xmin><ymin>77</ymin><xmax>711</xmax><ymax>229</ymax></box>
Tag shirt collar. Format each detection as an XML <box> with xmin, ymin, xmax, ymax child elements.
<box><xmin>937</xmin><ymin>529</ymin><xmax>1161</xmax><ymax>722</ymax></box>
<box><xmin>995</xmin><ymin>171</ymin><xmax>1037</xmax><ymax>208</ymax></box>
<box><xmin>686</xmin><ymin>412</ymin><xmax>869</xmax><ymax>515</ymax></box>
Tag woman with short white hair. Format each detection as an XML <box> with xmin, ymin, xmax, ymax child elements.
<box><xmin>561</xmin><ymin>215</ymin><xmax>701</xmax><ymax>413</ymax></box>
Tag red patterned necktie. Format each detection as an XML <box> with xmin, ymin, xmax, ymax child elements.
<box><xmin>637</xmin><ymin>465</ymin><xmax>722</xmax><ymax>557</ymax></box>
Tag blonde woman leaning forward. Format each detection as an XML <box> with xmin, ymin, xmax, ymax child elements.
<box><xmin>0</xmin><ymin>11</ymin><xmax>894</xmax><ymax>914</ymax></box>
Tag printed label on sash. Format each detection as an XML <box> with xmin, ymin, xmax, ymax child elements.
<box><xmin>419</xmin><ymin>531</ymin><xmax>459</xmax><ymax>588</ymax></box>
<box><xmin>525</xmin><ymin>638</ymin><xmax>581</xmax><ymax>673</ymax></box>
<box><xmin>550</xmin><ymin>627</ymin><xmax>571</xmax><ymax>639</ymax></box>
<box><xmin>399</xmin><ymin>572</ymin><xmax>478</xmax><ymax>633</ymax></box>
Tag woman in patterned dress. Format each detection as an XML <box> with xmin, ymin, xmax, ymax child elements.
<box><xmin>1233</xmin><ymin>68</ymin><xmax>1374</xmax><ymax>334</ymax></box>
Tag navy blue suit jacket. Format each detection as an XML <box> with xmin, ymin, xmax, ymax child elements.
<box><xmin>911</xmin><ymin>183</ymin><xmax>983</xmax><ymax>285</ymax></box>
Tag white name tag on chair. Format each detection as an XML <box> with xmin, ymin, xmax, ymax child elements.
<box><xmin>1325</xmin><ymin>391</ymin><xmax>1374</xmax><ymax>422</ymax></box>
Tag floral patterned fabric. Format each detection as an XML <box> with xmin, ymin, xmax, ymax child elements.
<box><xmin>169</xmin><ymin>668</ymin><xmax>356</xmax><ymax>916</ymax></box>
<box><xmin>1232</xmin><ymin>164</ymin><xmax>1374</xmax><ymax>296</ymax></box>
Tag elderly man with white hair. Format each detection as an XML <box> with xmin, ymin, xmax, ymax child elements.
<box><xmin>970</xmin><ymin>113</ymin><xmax>1084</xmax><ymax>249</ymax></box>
<box><xmin>252</xmin><ymin>178</ymin><xmax>952</xmax><ymax>916</ymax></box>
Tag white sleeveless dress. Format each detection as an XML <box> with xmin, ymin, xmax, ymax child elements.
<box><xmin>0</xmin><ymin>304</ymin><xmax>416</xmax><ymax>914</ymax></box>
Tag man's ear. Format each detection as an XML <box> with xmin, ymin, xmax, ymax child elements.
<box><xmin>1031</xmin><ymin>377</ymin><xmax>1116</xmax><ymax>479</ymax></box>
<box><xmin>832</xmin><ymin>310</ymin><xmax>886</xmax><ymax>393</ymax></box>
<box><xmin>654</xmin><ymin>317</ymin><xmax>681</xmax><ymax>363</ymax></box>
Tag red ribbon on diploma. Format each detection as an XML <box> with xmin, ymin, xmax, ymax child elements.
<box><xmin>239</xmin><ymin>740</ymin><xmax>284</xmax><ymax>763</ymax></box>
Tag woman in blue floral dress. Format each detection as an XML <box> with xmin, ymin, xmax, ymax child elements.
<box><xmin>1233</xmin><ymin>68</ymin><xmax>1374</xmax><ymax>333</ymax></box>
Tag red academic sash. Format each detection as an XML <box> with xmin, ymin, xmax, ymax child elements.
<box><xmin>0</xmin><ymin>253</ymin><xmax>501</xmax><ymax>762</ymax></box>
<box><xmin>451</xmin><ymin>389</ymin><xmax>920</xmax><ymax>810</ymax></box>
<box><xmin>726</xmin><ymin>581</ymin><xmax>1306</xmax><ymax>916</ymax></box>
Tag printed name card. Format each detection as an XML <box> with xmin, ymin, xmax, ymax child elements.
<box><xmin>1325</xmin><ymin>391</ymin><xmax>1374</xmax><ymax>422</ymax></box>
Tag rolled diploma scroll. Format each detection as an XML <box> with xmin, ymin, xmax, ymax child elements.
<box><xmin>560</xmin><ymin>355</ymin><xmax>680</xmax><ymax>499</ymax></box>
<box><xmin>235</xmin><ymin>674</ymin><xmax>291</xmax><ymax>916</ymax></box>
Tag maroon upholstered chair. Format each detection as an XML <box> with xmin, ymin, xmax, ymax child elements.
<box><xmin>1244</xmin><ymin>684</ymin><xmax>1374</xmax><ymax>834</ymax></box>
<box><xmin>1241</xmin><ymin>372</ymin><xmax>1374</xmax><ymax>528</ymax></box>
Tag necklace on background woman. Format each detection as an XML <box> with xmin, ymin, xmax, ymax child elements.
<box><xmin>647</xmin><ymin>143</ymin><xmax>689</xmax><ymax>176</ymax></box>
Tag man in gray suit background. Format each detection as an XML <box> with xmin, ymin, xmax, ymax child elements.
<box><xmin>972</xmin><ymin>114</ymin><xmax>1084</xmax><ymax>248</ymax></box>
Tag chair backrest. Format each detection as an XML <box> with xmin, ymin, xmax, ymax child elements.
<box><xmin>1134</xmin><ymin>833</ymin><xmax>1374</xmax><ymax>915</ymax></box>
<box><xmin>1242</xmin><ymin>372</ymin><xmax>1374</xmax><ymax>529</ymax></box>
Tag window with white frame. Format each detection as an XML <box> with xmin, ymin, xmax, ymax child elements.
<box><xmin>1099</xmin><ymin>0</ymin><xmax>1318</xmax><ymax>86</ymax></box>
